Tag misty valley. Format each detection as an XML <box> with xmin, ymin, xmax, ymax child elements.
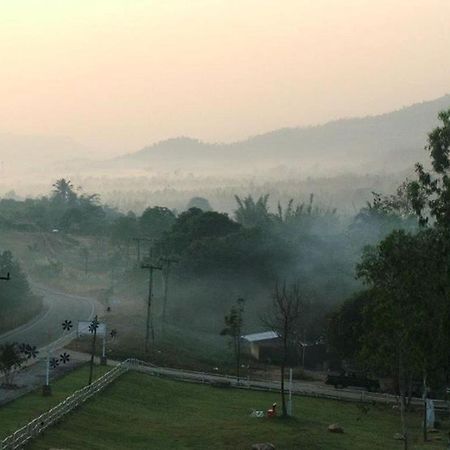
<box><xmin>1</xmin><ymin>109</ymin><xmax>450</xmax><ymax>449</ymax></box>
<box><xmin>1</xmin><ymin>2</ymin><xmax>450</xmax><ymax>448</ymax></box>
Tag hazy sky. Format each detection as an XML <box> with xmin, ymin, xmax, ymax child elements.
<box><xmin>1</xmin><ymin>0</ymin><xmax>449</xmax><ymax>156</ymax></box>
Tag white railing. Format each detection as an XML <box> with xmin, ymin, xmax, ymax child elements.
<box><xmin>2</xmin><ymin>358</ymin><xmax>449</xmax><ymax>449</ymax></box>
<box><xmin>129</xmin><ymin>359</ymin><xmax>450</xmax><ymax>410</ymax></box>
<box><xmin>1</xmin><ymin>360</ymin><xmax>129</xmax><ymax>450</ymax></box>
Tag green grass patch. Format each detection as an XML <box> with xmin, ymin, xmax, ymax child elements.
<box><xmin>0</xmin><ymin>364</ymin><xmax>110</xmax><ymax>438</ymax></box>
<box><xmin>105</xmin><ymin>322</ymin><xmax>233</xmax><ymax>372</ymax></box>
<box><xmin>14</xmin><ymin>370</ymin><xmax>448</xmax><ymax>450</ymax></box>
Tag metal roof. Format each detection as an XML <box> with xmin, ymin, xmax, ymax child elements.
<box><xmin>241</xmin><ymin>331</ymin><xmax>280</xmax><ymax>342</ymax></box>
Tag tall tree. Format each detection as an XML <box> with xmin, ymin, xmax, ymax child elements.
<box><xmin>157</xmin><ymin>208</ymin><xmax>240</xmax><ymax>256</ymax></box>
<box><xmin>0</xmin><ymin>343</ymin><xmax>24</xmax><ymax>386</ymax></box>
<box><xmin>356</xmin><ymin>229</ymin><xmax>450</xmax><ymax>447</ymax></box>
<box><xmin>384</xmin><ymin>109</ymin><xmax>450</xmax><ymax>442</ymax></box>
<box><xmin>406</xmin><ymin>109</ymin><xmax>450</xmax><ymax>228</ymax></box>
<box><xmin>186</xmin><ymin>197</ymin><xmax>212</xmax><ymax>212</ymax></box>
<box><xmin>327</xmin><ymin>289</ymin><xmax>375</xmax><ymax>363</ymax></box>
<box><xmin>140</xmin><ymin>206</ymin><xmax>176</xmax><ymax>240</ymax></box>
<box><xmin>234</xmin><ymin>194</ymin><xmax>272</xmax><ymax>229</ymax></box>
<box><xmin>51</xmin><ymin>178</ymin><xmax>77</xmax><ymax>204</ymax></box>
<box><xmin>220</xmin><ymin>298</ymin><xmax>245</xmax><ymax>382</ymax></box>
<box><xmin>111</xmin><ymin>212</ymin><xmax>139</xmax><ymax>248</ymax></box>
<box><xmin>263</xmin><ymin>282</ymin><xmax>303</xmax><ymax>417</ymax></box>
<box><xmin>0</xmin><ymin>251</ymin><xmax>41</xmax><ymax>332</ymax></box>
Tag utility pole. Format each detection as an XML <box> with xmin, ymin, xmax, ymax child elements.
<box><xmin>236</xmin><ymin>297</ymin><xmax>244</xmax><ymax>383</ymax></box>
<box><xmin>88</xmin><ymin>316</ymin><xmax>99</xmax><ymax>385</ymax></box>
<box><xmin>0</xmin><ymin>273</ymin><xmax>10</xmax><ymax>327</ymax></box>
<box><xmin>141</xmin><ymin>261</ymin><xmax>162</xmax><ymax>352</ymax></box>
<box><xmin>133</xmin><ymin>237</ymin><xmax>152</xmax><ymax>263</ymax></box>
<box><xmin>159</xmin><ymin>257</ymin><xmax>178</xmax><ymax>328</ymax></box>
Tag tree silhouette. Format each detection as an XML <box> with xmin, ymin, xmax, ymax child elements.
<box><xmin>221</xmin><ymin>298</ymin><xmax>245</xmax><ymax>382</ymax></box>
<box><xmin>263</xmin><ymin>282</ymin><xmax>303</xmax><ymax>417</ymax></box>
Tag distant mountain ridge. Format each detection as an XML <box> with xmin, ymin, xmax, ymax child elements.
<box><xmin>115</xmin><ymin>94</ymin><xmax>450</xmax><ymax>174</ymax></box>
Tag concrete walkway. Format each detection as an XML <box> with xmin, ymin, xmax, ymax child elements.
<box><xmin>0</xmin><ymin>283</ymin><xmax>102</xmax><ymax>406</ymax></box>
<box><xmin>0</xmin><ymin>350</ymin><xmax>92</xmax><ymax>406</ymax></box>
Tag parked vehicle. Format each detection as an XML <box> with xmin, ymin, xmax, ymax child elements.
<box><xmin>325</xmin><ymin>371</ymin><xmax>380</xmax><ymax>392</ymax></box>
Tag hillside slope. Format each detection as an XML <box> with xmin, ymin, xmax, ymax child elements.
<box><xmin>115</xmin><ymin>94</ymin><xmax>450</xmax><ymax>174</ymax></box>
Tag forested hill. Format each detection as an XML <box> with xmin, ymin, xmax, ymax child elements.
<box><xmin>116</xmin><ymin>94</ymin><xmax>450</xmax><ymax>174</ymax></box>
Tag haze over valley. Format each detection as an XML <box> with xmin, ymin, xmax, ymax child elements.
<box><xmin>1</xmin><ymin>2</ymin><xmax>450</xmax><ymax>448</ymax></box>
<box><xmin>2</xmin><ymin>94</ymin><xmax>449</xmax><ymax>214</ymax></box>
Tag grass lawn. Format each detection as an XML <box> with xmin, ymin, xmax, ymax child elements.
<box><xmin>0</xmin><ymin>364</ymin><xmax>110</xmax><ymax>439</ymax></box>
<box><xmin>4</xmin><ymin>370</ymin><xmax>443</xmax><ymax>450</ymax></box>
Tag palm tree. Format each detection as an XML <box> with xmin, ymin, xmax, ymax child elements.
<box><xmin>234</xmin><ymin>194</ymin><xmax>271</xmax><ymax>228</ymax></box>
<box><xmin>52</xmin><ymin>178</ymin><xmax>76</xmax><ymax>204</ymax></box>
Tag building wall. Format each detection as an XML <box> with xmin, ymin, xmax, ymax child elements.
<box><xmin>249</xmin><ymin>343</ymin><xmax>260</xmax><ymax>360</ymax></box>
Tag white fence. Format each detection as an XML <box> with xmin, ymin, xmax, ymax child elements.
<box><xmin>2</xmin><ymin>358</ymin><xmax>449</xmax><ymax>449</ymax></box>
<box><xmin>1</xmin><ymin>360</ymin><xmax>129</xmax><ymax>450</ymax></box>
<box><xmin>129</xmin><ymin>359</ymin><xmax>450</xmax><ymax>411</ymax></box>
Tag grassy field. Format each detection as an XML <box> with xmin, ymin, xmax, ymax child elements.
<box><xmin>0</xmin><ymin>368</ymin><xmax>443</xmax><ymax>450</ymax></box>
<box><xmin>0</xmin><ymin>364</ymin><xmax>110</xmax><ymax>439</ymax></box>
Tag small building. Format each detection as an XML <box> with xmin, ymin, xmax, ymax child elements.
<box><xmin>242</xmin><ymin>331</ymin><xmax>281</xmax><ymax>362</ymax></box>
<box><xmin>242</xmin><ymin>331</ymin><xmax>328</xmax><ymax>369</ymax></box>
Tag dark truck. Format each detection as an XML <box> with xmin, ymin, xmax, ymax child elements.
<box><xmin>325</xmin><ymin>371</ymin><xmax>380</xmax><ymax>392</ymax></box>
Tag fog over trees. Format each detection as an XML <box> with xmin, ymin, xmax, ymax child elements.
<box><xmin>2</xmin><ymin>2</ymin><xmax>450</xmax><ymax>448</ymax></box>
<box><xmin>1</xmin><ymin>101</ymin><xmax>449</xmax><ymax>448</ymax></box>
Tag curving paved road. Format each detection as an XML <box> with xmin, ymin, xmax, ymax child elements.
<box><xmin>0</xmin><ymin>284</ymin><xmax>96</xmax><ymax>350</ymax></box>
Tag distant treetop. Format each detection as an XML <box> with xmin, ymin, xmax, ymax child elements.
<box><xmin>186</xmin><ymin>197</ymin><xmax>212</xmax><ymax>212</ymax></box>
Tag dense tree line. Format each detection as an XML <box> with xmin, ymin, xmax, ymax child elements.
<box><xmin>328</xmin><ymin>109</ymin><xmax>450</xmax><ymax>448</ymax></box>
<box><xmin>0</xmin><ymin>250</ymin><xmax>42</xmax><ymax>332</ymax></box>
<box><xmin>114</xmin><ymin>189</ymin><xmax>404</xmax><ymax>336</ymax></box>
<box><xmin>0</xmin><ymin>179</ymin><xmax>117</xmax><ymax>234</ymax></box>
<box><xmin>0</xmin><ymin>172</ymin><xmax>415</xmax><ymax>343</ymax></box>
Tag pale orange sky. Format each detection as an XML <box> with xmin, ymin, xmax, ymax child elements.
<box><xmin>0</xmin><ymin>0</ymin><xmax>449</xmax><ymax>156</ymax></box>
